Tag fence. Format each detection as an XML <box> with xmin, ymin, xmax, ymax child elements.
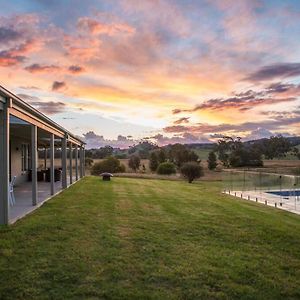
<box><xmin>222</xmin><ymin>170</ymin><xmax>300</xmax><ymax>214</ymax></box>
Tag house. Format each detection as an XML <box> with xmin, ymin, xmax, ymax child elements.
<box><xmin>0</xmin><ymin>85</ymin><xmax>85</xmax><ymax>225</ymax></box>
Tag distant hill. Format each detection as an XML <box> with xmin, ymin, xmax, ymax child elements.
<box><xmin>245</xmin><ymin>136</ymin><xmax>300</xmax><ymax>147</ymax></box>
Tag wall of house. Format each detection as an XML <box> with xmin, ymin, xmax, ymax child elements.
<box><xmin>10</xmin><ymin>137</ymin><xmax>30</xmax><ymax>186</ymax></box>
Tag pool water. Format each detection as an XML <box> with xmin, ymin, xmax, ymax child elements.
<box><xmin>267</xmin><ymin>190</ymin><xmax>300</xmax><ymax>197</ymax></box>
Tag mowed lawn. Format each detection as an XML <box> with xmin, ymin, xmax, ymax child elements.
<box><xmin>1</xmin><ymin>177</ymin><xmax>300</xmax><ymax>299</ymax></box>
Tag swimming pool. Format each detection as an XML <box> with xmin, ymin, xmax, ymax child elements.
<box><xmin>266</xmin><ymin>190</ymin><xmax>300</xmax><ymax>197</ymax></box>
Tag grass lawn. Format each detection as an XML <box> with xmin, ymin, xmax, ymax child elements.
<box><xmin>1</xmin><ymin>177</ymin><xmax>300</xmax><ymax>299</ymax></box>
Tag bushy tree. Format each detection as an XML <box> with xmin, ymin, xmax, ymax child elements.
<box><xmin>180</xmin><ymin>162</ymin><xmax>204</xmax><ymax>183</ymax></box>
<box><xmin>128</xmin><ymin>155</ymin><xmax>141</xmax><ymax>172</ymax></box>
<box><xmin>262</xmin><ymin>135</ymin><xmax>291</xmax><ymax>159</ymax></box>
<box><xmin>149</xmin><ymin>152</ymin><xmax>159</xmax><ymax>172</ymax></box>
<box><xmin>229</xmin><ymin>147</ymin><xmax>263</xmax><ymax>167</ymax></box>
<box><xmin>157</xmin><ymin>162</ymin><xmax>176</xmax><ymax>175</ymax></box>
<box><xmin>167</xmin><ymin>143</ymin><xmax>199</xmax><ymax>167</ymax></box>
<box><xmin>216</xmin><ymin>136</ymin><xmax>263</xmax><ymax>167</ymax></box>
<box><xmin>207</xmin><ymin>151</ymin><xmax>217</xmax><ymax>170</ymax></box>
<box><xmin>292</xmin><ymin>147</ymin><xmax>300</xmax><ymax>160</ymax></box>
<box><xmin>157</xmin><ymin>149</ymin><xmax>167</xmax><ymax>163</ymax></box>
<box><xmin>91</xmin><ymin>156</ymin><xmax>124</xmax><ymax>175</ymax></box>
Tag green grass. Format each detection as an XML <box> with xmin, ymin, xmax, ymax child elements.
<box><xmin>1</xmin><ymin>177</ymin><xmax>300</xmax><ymax>299</ymax></box>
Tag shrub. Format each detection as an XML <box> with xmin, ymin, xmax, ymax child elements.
<box><xmin>128</xmin><ymin>155</ymin><xmax>141</xmax><ymax>172</ymax></box>
<box><xmin>180</xmin><ymin>162</ymin><xmax>204</xmax><ymax>183</ymax></box>
<box><xmin>119</xmin><ymin>164</ymin><xmax>126</xmax><ymax>173</ymax></box>
<box><xmin>90</xmin><ymin>156</ymin><xmax>124</xmax><ymax>175</ymax></box>
<box><xmin>157</xmin><ymin>162</ymin><xmax>176</xmax><ymax>175</ymax></box>
<box><xmin>149</xmin><ymin>152</ymin><xmax>159</xmax><ymax>172</ymax></box>
<box><xmin>85</xmin><ymin>157</ymin><xmax>94</xmax><ymax>167</ymax></box>
<box><xmin>207</xmin><ymin>151</ymin><xmax>217</xmax><ymax>170</ymax></box>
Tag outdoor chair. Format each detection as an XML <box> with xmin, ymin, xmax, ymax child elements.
<box><xmin>9</xmin><ymin>176</ymin><xmax>16</xmax><ymax>206</ymax></box>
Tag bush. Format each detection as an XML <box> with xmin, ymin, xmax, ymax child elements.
<box><xmin>119</xmin><ymin>164</ymin><xmax>126</xmax><ymax>173</ymax></box>
<box><xmin>128</xmin><ymin>155</ymin><xmax>141</xmax><ymax>172</ymax></box>
<box><xmin>157</xmin><ymin>162</ymin><xmax>176</xmax><ymax>175</ymax></box>
<box><xmin>149</xmin><ymin>152</ymin><xmax>159</xmax><ymax>172</ymax></box>
<box><xmin>207</xmin><ymin>151</ymin><xmax>217</xmax><ymax>170</ymax></box>
<box><xmin>90</xmin><ymin>156</ymin><xmax>124</xmax><ymax>175</ymax></box>
<box><xmin>180</xmin><ymin>162</ymin><xmax>204</xmax><ymax>183</ymax></box>
<box><xmin>85</xmin><ymin>157</ymin><xmax>94</xmax><ymax>167</ymax></box>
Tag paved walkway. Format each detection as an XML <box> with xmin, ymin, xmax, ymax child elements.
<box><xmin>9</xmin><ymin>177</ymin><xmax>78</xmax><ymax>224</ymax></box>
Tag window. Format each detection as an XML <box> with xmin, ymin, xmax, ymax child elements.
<box><xmin>21</xmin><ymin>144</ymin><xmax>30</xmax><ymax>171</ymax></box>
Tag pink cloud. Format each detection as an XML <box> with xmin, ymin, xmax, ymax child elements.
<box><xmin>77</xmin><ymin>17</ymin><xmax>135</xmax><ymax>36</ymax></box>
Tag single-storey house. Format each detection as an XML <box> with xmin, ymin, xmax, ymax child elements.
<box><xmin>0</xmin><ymin>85</ymin><xmax>85</xmax><ymax>225</ymax></box>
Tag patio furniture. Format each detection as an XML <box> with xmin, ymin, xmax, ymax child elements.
<box><xmin>9</xmin><ymin>176</ymin><xmax>16</xmax><ymax>206</ymax></box>
<box><xmin>37</xmin><ymin>170</ymin><xmax>44</xmax><ymax>181</ymax></box>
<box><xmin>100</xmin><ymin>173</ymin><xmax>113</xmax><ymax>181</ymax></box>
<box><xmin>28</xmin><ymin>170</ymin><xmax>45</xmax><ymax>181</ymax></box>
<box><xmin>45</xmin><ymin>168</ymin><xmax>62</xmax><ymax>182</ymax></box>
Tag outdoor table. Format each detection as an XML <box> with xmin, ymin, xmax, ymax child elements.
<box><xmin>100</xmin><ymin>173</ymin><xmax>113</xmax><ymax>181</ymax></box>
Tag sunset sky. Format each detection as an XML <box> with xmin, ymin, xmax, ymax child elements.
<box><xmin>1</xmin><ymin>0</ymin><xmax>300</xmax><ymax>148</ymax></box>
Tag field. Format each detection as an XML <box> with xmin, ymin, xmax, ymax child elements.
<box><xmin>1</xmin><ymin>177</ymin><xmax>300</xmax><ymax>299</ymax></box>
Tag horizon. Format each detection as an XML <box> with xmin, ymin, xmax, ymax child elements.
<box><xmin>1</xmin><ymin>0</ymin><xmax>300</xmax><ymax>149</ymax></box>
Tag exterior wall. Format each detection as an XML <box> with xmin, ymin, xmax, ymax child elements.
<box><xmin>10</xmin><ymin>136</ymin><xmax>30</xmax><ymax>186</ymax></box>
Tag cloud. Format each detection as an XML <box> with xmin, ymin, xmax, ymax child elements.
<box><xmin>150</xmin><ymin>133</ymin><xmax>211</xmax><ymax>146</ymax></box>
<box><xmin>52</xmin><ymin>81</ymin><xmax>66</xmax><ymax>91</ymax></box>
<box><xmin>25</xmin><ymin>63</ymin><xmax>60</xmax><ymax>73</ymax></box>
<box><xmin>0</xmin><ymin>27</ymin><xmax>22</xmax><ymax>43</ymax></box>
<box><xmin>24</xmin><ymin>63</ymin><xmax>85</xmax><ymax>74</ymax></box>
<box><xmin>77</xmin><ymin>17</ymin><xmax>135</xmax><ymax>36</ymax></box>
<box><xmin>245</xmin><ymin>63</ymin><xmax>300</xmax><ymax>82</ymax></box>
<box><xmin>19</xmin><ymin>85</ymin><xmax>40</xmax><ymax>90</ymax></box>
<box><xmin>68</xmin><ymin>65</ymin><xmax>85</xmax><ymax>74</ymax></box>
<box><xmin>17</xmin><ymin>94</ymin><xmax>66</xmax><ymax>115</ymax></box>
<box><xmin>164</xmin><ymin>109</ymin><xmax>300</xmax><ymax>139</ymax></box>
<box><xmin>0</xmin><ymin>50</ymin><xmax>26</xmax><ymax>66</ymax></box>
<box><xmin>174</xmin><ymin>117</ymin><xmax>190</xmax><ymax>125</ymax></box>
<box><xmin>172</xmin><ymin>83</ymin><xmax>300</xmax><ymax>114</ymax></box>
<box><xmin>82</xmin><ymin>131</ymin><xmax>137</xmax><ymax>149</ymax></box>
<box><xmin>0</xmin><ymin>39</ymin><xmax>42</xmax><ymax>66</ymax></box>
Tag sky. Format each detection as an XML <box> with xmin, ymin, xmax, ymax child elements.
<box><xmin>0</xmin><ymin>0</ymin><xmax>300</xmax><ymax>148</ymax></box>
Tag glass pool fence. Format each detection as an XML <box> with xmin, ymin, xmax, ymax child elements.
<box><xmin>222</xmin><ymin>170</ymin><xmax>300</xmax><ymax>214</ymax></box>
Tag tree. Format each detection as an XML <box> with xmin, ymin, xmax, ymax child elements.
<box><xmin>167</xmin><ymin>143</ymin><xmax>199</xmax><ymax>167</ymax></box>
<box><xmin>180</xmin><ymin>162</ymin><xmax>204</xmax><ymax>183</ymax></box>
<box><xmin>207</xmin><ymin>151</ymin><xmax>217</xmax><ymax>170</ymax></box>
<box><xmin>229</xmin><ymin>146</ymin><xmax>263</xmax><ymax>167</ymax></box>
<box><xmin>128</xmin><ymin>155</ymin><xmax>141</xmax><ymax>172</ymax></box>
<box><xmin>149</xmin><ymin>152</ymin><xmax>159</xmax><ymax>172</ymax></box>
<box><xmin>157</xmin><ymin>162</ymin><xmax>176</xmax><ymax>175</ymax></box>
<box><xmin>90</xmin><ymin>156</ymin><xmax>124</xmax><ymax>175</ymax></box>
<box><xmin>157</xmin><ymin>149</ymin><xmax>167</xmax><ymax>163</ymax></box>
<box><xmin>216</xmin><ymin>136</ymin><xmax>263</xmax><ymax>167</ymax></box>
<box><xmin>216</xmin><ymin>136</ymin><xmax>242</xmax><ymax>167</ymax></box>
<box><xmin>263</xmin><ymin>135</ymin><xmax>291</xmax><ymax>159</ymax></box>
<box><xmin>292</xmin><ymin>147</ymin><xmax>300</xmax><ymax>160</ymax></box>
<box><xmin>98</xmin><ymin>145</ymin><xmax>114</xmax><ymax>158</ymax></box>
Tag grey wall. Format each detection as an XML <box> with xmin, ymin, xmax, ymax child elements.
<box><xmin>10</xmin><ymin>137</ymin><xmax>29</xmax><ymax>186</ymax></box>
